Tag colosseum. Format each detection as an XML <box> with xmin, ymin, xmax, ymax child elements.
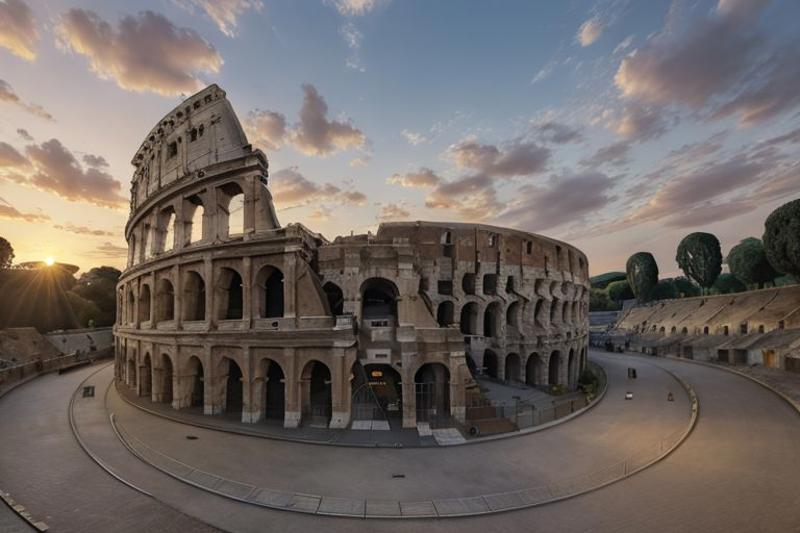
<box><xmin>113</xmin><ymin>84</ymin><xmax>590</xmax><ymax>432</ymax></box>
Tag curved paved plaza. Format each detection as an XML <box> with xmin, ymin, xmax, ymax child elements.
<box><xmin>1</xmin><ymin>349</ymin><xmax>799</xmax><ymax>532</ymax></box>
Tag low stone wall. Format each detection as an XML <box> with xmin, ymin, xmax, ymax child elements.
<box><xmin>45</xmin><ymin>327</ymin><xmax>113</xmax><ymax>356</ymax></box>
<box><xmin>0</xmin><ymin>351</ymin><xmax>109</xmax><ymax>397</ymax></box>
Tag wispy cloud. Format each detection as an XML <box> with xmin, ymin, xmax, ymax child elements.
<box><xmin>0</xmin><ymin>0</ymin><xmax>38</xmax><ymax>60</ymax></box>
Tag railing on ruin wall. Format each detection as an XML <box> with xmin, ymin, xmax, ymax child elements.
<box><xmin>0</xmin><ymin>349</ymin><xmax>112</xmax><ymax>396</ymax></box>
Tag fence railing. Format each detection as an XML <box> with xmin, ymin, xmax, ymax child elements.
<box><xmin>0</xmin><ymin>351</ymin><xmax>101</xmax><ymax>394</ymax></box>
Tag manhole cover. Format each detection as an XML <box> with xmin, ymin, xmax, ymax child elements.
<box><xmin>82</xmin><ymin>386</ymin><xmax>95</xmax><ymax>398</ymax></box>
<box><xmin>186</xmin><ymin>435</ymin><xmax>199</xmax><ymax>440</ymax></box>
<box><xmin>391</xmin><ymin>473</ymin><xmax>405</xmax><ymax>479</ymax></box>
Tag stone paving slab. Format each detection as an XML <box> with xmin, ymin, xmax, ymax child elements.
<box><xmin>250</xmin><ymin>488</ymin><xmax>293</xmax><ymax>508</ymax></box>
<box><xmin>365</xmin><ymin>499</ymin><xmax>401</xmax><ymax>517</ymax></box>
<box><xmin>217</xmin><ymin>478</ymin><xmax>256</xmax><ymax>500</ymax></box>
<box><xmin>433</xmin><ymin>496</ymin><xmax>490</xmax><ymax>516</ymax></box>
<box><xmin>484</xmin><ymin>490</ymin><xmax>527</xmax><ymax>511</ymax></box>
<box><xmin>317</xmin><ymin>496</ymin><xmax>366</xmax><ymax>516</ymax></box>
<box><xmin>432</xmin><ymin>428</ymin><xmax>466</xmax><ymax>445</ymax></box>
<box><xmin>399</xmin><ymin>500</ymin><xmax>438</xmax><ymax>517</ymax></box>
<box><xmin>287</xmin><ymin>493</ymin><xmax>322</xmax><ymax>513</ymax></box>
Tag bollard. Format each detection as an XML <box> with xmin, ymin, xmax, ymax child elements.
<box><xmin>667</xmin><ymin>391</ymin><xmax>674</xmax><ymax>402</ymax></box>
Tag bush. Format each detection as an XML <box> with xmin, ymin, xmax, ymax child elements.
<box><xmin>671</xmin><ymin>276</ymin><xmax>701</xmax><ymax>297</ymax></box>
<box><xmin>651</xmin><ymin>279</ymin><xmax>679</xmax><ymax>300</ymax></box>
<box><xmin>590</xmin><ymin>271</ymin><xmax>627</xmax><ymax>290</ymax></box>
<box><xmin>763</xmin><ymin>198</ymin><xmax>800</xmax><ymax>278</ymax></box>
<box><xmin>590</xmin><ymin>288</ymin><xmax>621</xmax><ymax>311</ymax></box>
<box><xmin>709</xmin><ymin>273</ymin><xmax>747</xmax><ymax>295</ymax></box>
<box><xmin>607</xmin><ymin>279</ymin><xmax>634</xmax><ymax>302</ymax></box>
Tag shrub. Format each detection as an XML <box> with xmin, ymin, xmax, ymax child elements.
<box><xmin>677</xmin><ymin>232</ymin><xmax>722</xmax><ymax>293</ymax></box>
<box><xmin>727</xmin><ymin>237</ymin><xmax>779</xmax><ymax>289</ymax></box>
<box><xmin>626</xmin><ymin>252</ymin><xmax>659</xmax><ymax>302</ymax></box>
<box><xmin>607</xmin><ymin>279</ymin><xmax>634</xmax><ymax>302</ymax></box>
<box><xmin>763</xmin><ymin>198</ymin><xmax>800</xmax><ymax>278</ymax></box>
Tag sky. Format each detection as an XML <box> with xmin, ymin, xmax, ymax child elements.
<box><xmin>1</xmin><ymin>0</ymin><xmax>799</xmax><ymax>277</ymax></box>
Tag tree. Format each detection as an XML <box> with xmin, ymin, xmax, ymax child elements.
<box><xmin>651</xmin><ymin>279</ymin><xmax>680</xmax><ymax>300</ymax></box>
<box><xmin>763</xmin><ymin>198</ymin><xmax>800</xmax><ymax>278</ymax></box>
<box><xmin>676</xmin><ymin>232</ymin><xmax>722</xmax><ymax>294</ymax></box>
<box><xmin>626</xmin><ymin>252</ymin><xmax>659</xmax><ymax>302</ymax></box>
<box><xmin>726</xmin><ymin>237</ymin><xmax>779</xmax><ymax>289</ymax></box>
<box><xmin>607</xmin><ymin>279</ymin><xmax>634</xmax><ymax>302</ymax></box>
<box><xmin>69</xmin><ymin>266</ymin><xmax>122</xmax><ymax>326</ymax></box>
<box><xmin>589</xmin><ymin>271</ymin><xmax>627</xmax><ymax>290</ymax></box>
<box><xmin>590</xmin><ymin>288</ymin><xmax>619</xmax><ymax>311</ymax></box>
<box><xmin>671</xmin><ymin>277</ymin><xmax>701</xmax><ymax>298</ymax></box>
<box><xmin>0</xmin><ymin>237</ymin><xmax>13</xmax><ymax>269</ymax></box>
<box><xmin>709</xmin><ymin>273</ymin><xmax>747</xmax><ymax>295</ymax></box>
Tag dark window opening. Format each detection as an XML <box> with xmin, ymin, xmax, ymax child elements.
<box><xmin>462</xmin><ymin>273</ymin><xmax>476</xmax><ymax>295</ymax></box>
<box><xmin>483</xmin><ymin>274</ymin><xmax>498</xmax><ymax>295</ymax></box>
<box><xmin>167</xmin><ymin>141</ymin><xmax>178</xmax><ymax>159</ymax></box>
<box><xmin>438</xmin><ymin>280</ymin><xmax>453</xmax><ymax>295</ymax></box>
<box><xmin>323</xmin><ymin>282</ymin><xmax>344</xmax><ymax>315</ymax></box>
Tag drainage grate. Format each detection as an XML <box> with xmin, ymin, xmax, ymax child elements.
<box><xmin>391</xmin><ymin>473</ymin><xmax>405</xmax><ymax>479</ymax></box>
<box><xmin>82</xmin><ymin>386</ymin><xmax>95</xmax><ymax>398</ymax></box>
<box><xmin>186</xmin><ymin>435</ymin><xmax>199</xmax><ymax>440</ymax></box>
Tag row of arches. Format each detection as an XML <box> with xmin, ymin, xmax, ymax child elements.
<box><xmin>122</xmin><ymin>352</ymin><xmax>452</xmax><ymax>427</ymax></box>
<box><xmin>443</xmin><ymin>298</ymin><xmax>586</xmax><ymax>336</ymax></box>
<box><xmin>479</xmin><ymin>347</ymin><xmax>585</xmax><ymax>389</ymax></box>
<box><xmin>123</xmin><ymin>265</ymin><xmax>285</xmax><ymax>324</ymax></box>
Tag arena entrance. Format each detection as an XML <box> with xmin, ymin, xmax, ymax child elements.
<box><xmin>415</xmin><ymin>363</ymin><xmax>450</xmax><ymax>427</ymax></box>
<box><xmin>301</xmin><ymin>360</ymin><xmax>332</xmax><ymax>427</ymax></box>
<box><xmin>225</xmin><ymin>359</ymin><xmax>243</xmax><ymax>416</ymax></box>
<box><xmin>188</xmin><ymin>356</ymin><xmax>204</xmax><ymax>409</ymax></box>
<box><xmin>264</xmin><ymin>360</ymin><xmax>285</xmax><ymax>421</ymax></box>
<box><xmin>351</xmin><ymin>362</ymin><xmax>402</xmax><ymax>429</ymax></box>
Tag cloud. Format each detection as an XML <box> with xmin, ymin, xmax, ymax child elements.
<box><xmin>0</xmin><ymin>197</ymin><xmax>49</xmax><ymax>223</ymax></box>
<box><xmin>82</xmin><ymin>154</ymin><xmax>108</xmax><ymax>168</ymax></box>
<box><xmin>613</xmin><ymin>35</ymin><xmax>634</xmax><ymax>55</ymax></box>
<box><xmin>424</xmin><ymin>174</ymin><xmax>502</xmax><ymax>221</ymax></box>
<box><xmin>0</xmin><ymin>0</ymin><xmax>38</xmax><ymax>60</ymax></box>
<box><xmin>308</xmin><ymin>206</ymin><xmax>333</xmax><ymax>221</ymax></box>
<box><xmin>245</xmin><ymin>110</ymin><xmax>288</xmax><ymax>151</ymax></box>
<box><xmin>0</xmin><ymin>138</ymin><xmax>127</xmax><ymax>208</ymax></box>
<box><xmin>377</xmin><ymin>203</ymin><xmax>410</xmax><ymax>221</ymax></box>
<box><xmin>340</xmin><ymin>21</ymin><xmax>365</xmax><ymax>71</ymax></box>
<box><xmin>56</xmin><ymin>9</ymin><xmax>222</xmax><ymax>97</ymax></box>
<box><xmin>445</xmin><ymin>138</ymin><xmax>550</xmax><ymax>177</ymax></box>
<box><xmin>291</xmin><ymin>84</ymin><xmax>366</xmax><ymax>156</ymax></box>
<box><xmin>0</xmin><ymin>141</ymin><xmax>28</xmax><ymax>168</ymax></box>
<box><xmin>269</xmin><ymin>167</ymin><xmax>367</xmax><ymax>208</ymax></box>
<box><xmin>16</xmin><ymin>128</ymin><xmax>32</xmax><ymax>141</ymax></box>
<box><xmin>580</xmin><ymin>140</ymin><xmax>631</xmax><ymax>168</ymax></box>
<box><xmin>177</xmin><ymin>0</ymin><xmax>263</xmax><ymax>37</ymax></box>
<box><xmin>349</xmin><ymin>155</ymin><xmax>370</xmax><ymax>167</ymax></box>
<box><xmin>577</xmin><ymin>17</ymin><xmax>604</xmax><ymax>47</ymax></box>
<box><xmin>387</xmin><ymin>167</ymin><xmax>441</xmax><ymax>188</ymax></box>
<box><xmin>327</xmin><ymin>0</ymin><xmax>381</xmax><ymax>16</ymax></box>
<box><xmin>535</xmin><ymin>121</ymin><xmax>583</xmax><ymax>144</ymax></box>
<box><xmin>0</xmin><ymin>79</ymin><xmax>53</xmax><ymax>120</ymax></box>
<box><xmin>498</xmin><ymin>171</ymin><xmax>617</xmax><ymax>232</ymax></box>
<box><xmin>401</xmin><ymin>129</ymin><xmax>426</xmax><ymax>146</ymax></box>
<box><xmin>614</xmin><ymin>103</ymin><xmax>669</xmax><ymax>141</ymax></box>
<box><xmin>54</xmin><ymin>223</ymin><xmax>114</xmax><ymax>236</ymax></box>
<box><xmin>86</xmin><ymin>242</ymin><xmax>128</xmax><ymax>259</ymax></box>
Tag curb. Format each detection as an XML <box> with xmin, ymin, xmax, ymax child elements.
<box><xmin>101</xmin><ymin>354</ymin><xmax>697</xmax><ymax>520</ymax></box>
<box><xmin>114</xmin><ymin>362</ymin><xmax>609</xmax><ymax>449</ymax></box>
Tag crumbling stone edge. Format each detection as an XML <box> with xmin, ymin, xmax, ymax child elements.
<box><xmin>102</xmin><ymin>362</ymin><xmax>698</xmax><ymax>519</ymax></box>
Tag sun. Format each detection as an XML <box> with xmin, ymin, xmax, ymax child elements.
<box><xmin>45</xmin><ymin>256</ymin><xmax>55</xmax><ymax>266</ymax></box>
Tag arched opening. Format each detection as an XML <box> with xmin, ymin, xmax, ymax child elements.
<box><xmin>161</xmin><ymin>209</ymin><xmax>176</xmax><ymax>253</ymax></box>
<box><xmin>506</xmin><ymin>301</ymin><xmax>520</xmax><ymax>331</ymax></box>
<box><xmin>460</xmin><ymin>302</ymin><xmax>478</xmax><ymax>335</ymax></box>
<box><xmin>128</xmin><ymin>234</ymin><xmax>137</xmax><ymax>267</ymax></box>
<box><xmin>155</xmin><ymin>279</ymin><xmax>175</xmax><ymax>322</ymax></box>
<box><xmin>462</xmin><ymin>273</ymin><xmax>476</xmax><ymax>295</ymax></box>
<box><xmin>533</xmin><ymin>298</ymin><xmax>544</xmax><ymax>327</ymax></box>
<box><xmin>217</xmin><ymin>268</ymin><xmax>243</xmax><ymax>320</ymax></box>
<box><xmin>483</xmin><ymin>349</ymin><xmax>499</xmax><ymax>378</ymax></box>
<box><xmin>351</xmin><ymin>362</ymin><xmax>402</xmax><ymax>422</ymax></box>
<box><xmin>548</xmin><ymin>351</ymin><xmax>561</xmax><ymax>385</ymax></box>
<box><xmin>255</xmin><ymin>266</ymin><xmax>284</xmax><ymax>318</ymax></box>
<box><xmin>526</xmin><ymin>353</ymin><xmax>544</xmax><ymax>386</ymax></box>
<box><xmin>484</xmin><ymin>302</ymin><xmax>501</xmax><ymax>338</ymax></box>
<box><xmin>361</xmin><ymin>278</ymin><xmax>398</xmax><ymax>322</ymax></box>
<box><xmin>224</xmin><ymin>358</ymin><xmax>243</xmax><ymax>415</ymax></box>
<box><xmin>127</xmin><ymin>290</ymin><xmax>135</xmax><ymax>324</ymax></box>
<box><xmin>263</xmin><ymin>359</ymin><xmax>285</xmax><ymax>421</ymax></box>
<box><xmin>220</xmin><ymin>182</ymin><xmax>245</xmax><ymax>237</ymax></box>
<box><xmin>127</xmin><ymin>358</ymin><xmax>137</xmax><ymax>387</ymax></box>
<box><xmin>505</xmin><ymin>353</ymin><xmax>521</xmax><ymax>383</ymax></box>
<box><xmin>301</xmin><ymin>360</ymin><xmax>332</xmax><ymax>426</ymax></box>
<box><xmin>138</xmin><ymin>284</ymin><xmax>151</xmax><ymax>322</ymax></box>
<box><xmin>415</xmin><ymin>363</ymin><xmax>450</xmax><ymax>424</ymax></box>
<box><xmin>182</xmin><ymin>271</ymin><xmax>206</xmax><ymax>321</ymax></box>
<box><xmin>186</xmin><ymin>196</ymin><xmax>204</xmax><ymax>245</ymax></box>
<box><xmin>436</xmin><ymin>301</ymin><xmax>454</xmax><ymax>327</ymax></box>
<box><xmin>550</xmin><ymin>298</ymin><xmax>560</xmax><ymax>324</ymax></box>
<box><xmin>187</xmin><ymin>356</ymin><xmax>204</xmax><ymax>408</ymax></box>
<box><xmin>141</xmin><ymin>354</ymin><xmax>152</xmax><ymax>397</ymax></box>
<box><xmin>323</xmin><ymin>282</ymin><xmax>344</xmax><ymax>315</ymax></box>
<box><xmin>567</xmin><ymin>349</ymin><xmax>576</xmax><ymax>388</ymax></box>
<box><xmin>160</xmin><ymin>354</ymin><xmax>174</xmax><ymax>404</ymax></box>
<box><xmin>483</xmin><ymin>273</ymin><xmax>498</xmax><ymax>295</ymax></box>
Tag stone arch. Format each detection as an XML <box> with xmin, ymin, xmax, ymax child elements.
<box><xmin>360</xmin><ymin>277</ymin><xmax>399</xmax><ymax>321</ymax></box>
<box><xmin>414</xmin><ymin>363</ymin><xmax>450</xmax><ymax>422</ymax></box>
<box><xmin>127</xmin><ymin>357</ymin><xmax>137</xmax><ymax>388</ymax></box>
<box><xmin>550</xmin><ymin>298</ymin><xmax>560</xmax><ymax>325</ymax></box>
<box><xmin>155</xmin><ymin>278</ymin><xmax>175</xmax><ymax>322</ymax></box>
<box><xmin>126</xmin><ymin>289</ymin><xmax>135</xmax><ymax>325</ymax></box>
<box><xmin>484</xmin><ymin>301</ymin><xmax>501</xmax><ymax>338</ymax></box>
<box><xmin>158</xmin><ymin>207</ymin><xmax>176</xmax><ymax>253</ymax></box>
<box><xmin>261</xmin><ymin>358</ymin><xmax>285</xmax><ymax>421</ymax></box>
<box><xmin>158</xmin><ymin>353</ymin><xmax>174</xmax><ymax>404</ymax></box>
<box><xmin>141</xmin><ymin>353</ymin><xmax>152</xmax><ymax>397</ymax></box>
<box><xmin>182</xmin><ymin>270</ymin><xmax>206</xmax><ymax>321</ymax></box>
<box><xmin>506</xmin><ymin>301</ymin><xmax>520</xmax><ymax>331</ymax></box>
<box><xmin>533</xmin><ymin>298</ymin><xmax>544</xmax><ymax>327</ymax></box>
<box><xmin>254</xmin><ymin>265</ymin><xmax>284</xmax><ymax>319</ymax></box>
<box><xmin>323</xmin><ymin>282</ymin><xmax>344</xmax><ymax>315</ymax></box>
<box><xmin>460</xmin><ymin>302</ymin><xmax>478</xmax><ymax>335</ymax></box>
<box><xmin>216</xmin><ymin>267</ymin><xmax>243</xmax><ymax>320</ymax></box>
<box><xmin>138</xmin><ymin>284</ymin><xmax>151</xmax><ymax>322</ymax></box>
<box><xmin>219</xmin><ymin>182</ymin><xmax>245</xmax><ymax>238</ymax></box>
<box><xmin>505</xmin><ymin>352</ymin><xmax>521</xmax><ymax>383</ymax></box>
<box><xmin>568</xmin><ymin>348</ymin><xmax>577</xmax><ymax>388</ymax></box>
<box><xmin>351</xmin><ymin>362</ymin><xmax>403</xmax><ymax>421</ymax></box>
<box><xmin>526</xmin><ymin>352</ymin><xmax>544</xmax><ymax>386</ymax></box>
<box><xmin>186</xmin><ymin>356</ymin><xmax>204</xmax><ymax>408</ymax></box>
<box><xmin>300</xmin><ymin>360</ymin><xmax>332</xmax><ymax>426</ymax></box>
<box><xmin>462</xmin><ymin>273</ymin><xmax>476</xmax><ymax>295</ymax></box>
<box><xmin>437</xmin><ymin>301</ymin><xmax>454</xmax><ymax>327</ymax></box>
<box><xmin>548</xmin><ymin>350</ymin><xmax>561</xmax><ymax>385</ymax></box>
<box><xmin>483</xmin><ymin>349</ymin><xmax>499</xmax><ymax>378</ymax></box>
<box><xmin>223</xmin><ymin>357</ymin><xmax>244</xmax><ymax>415</ymax></box>
<box><xmin>185</xmin><ymin>195</ymin><xmax>204</xmax><ymax>245</ymax></box>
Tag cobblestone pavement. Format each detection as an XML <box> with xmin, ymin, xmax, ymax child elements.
<box><xmin>0</xmin><ymin>364</ymin><xmax>220</xmax><ymax>533</ymax></box>
<box><xmin>1</xmin><ymin>352</ymin><xmax>799</xmax><ymax>532</ymax></box>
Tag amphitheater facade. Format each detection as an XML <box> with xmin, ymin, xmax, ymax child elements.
<box><xmin>113</xmin><ymin>85</ymin><xmax>590</xmax><ymax>430</ymax></box>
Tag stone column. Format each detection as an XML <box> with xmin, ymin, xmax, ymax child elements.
<box><xmin>402</xmin><ymin>367</ymin><xmax>417</xmax><ymax>429</ymax></box>
<box><xmin>174</xmin><ymin>264</ymin><xmax>183</xmax><ymax>329</ymax></box>
<box><xmin>203</xmin><ymin>346</ymin><xmax>221</xmax><ymax>415</ymax></box>
<box><xmin>284</xmin><ymin>253</ymin><xmax>297</xmax><ymax>320</ymax></box>
<box><xmin>329</xmin><ymin>350</ymin><xmax>350</xmax><ymax>429</ymax></box>
<box><xmin>149</xmin><ymin>271</ymin><xmax>156</xmax><ymax>328</ymax></box>
<box><xmin>497</xmin><ymin>352</ymin><xmax>506</xmax><ymax>381</ymax></box>
<box><xmin>240</xmin><ymin>347</ymin><xmax>256</xmax><ymax>423</ymax></box>
<box><xmin>242</xmin><ymin>256</ymin><xmax>252</xmax><ymax>327</ymax></box>
<box><xmin>283</xmin><ymin>348</ymin><xmax>300</xmax><ymax>428</ymax></box>
<box><xmin>204</xmin><ymin>257</ymin><xmax>214</xmax><ymax>328</ymax></box>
